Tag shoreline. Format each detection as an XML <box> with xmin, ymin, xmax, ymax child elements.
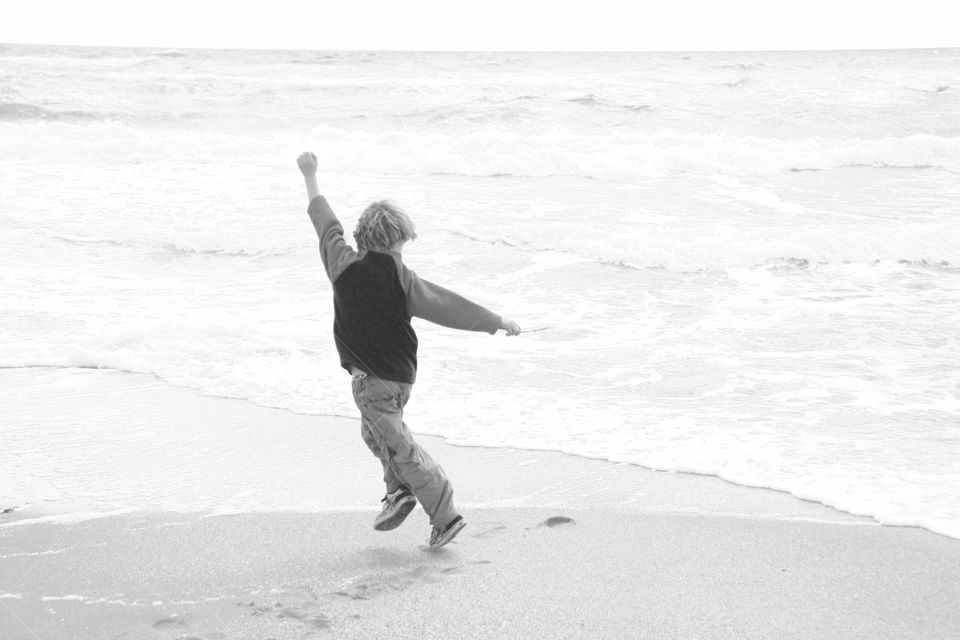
<box><xmin>2</xmin><ymin>366</ymin><xmax>879</xmax><ymax>530</ymax></box>
<box><xmin>2</xmin><ymin>365</ymin><xmax>944</xmax><ymax>539</ymax></box>
<box><xmin>2</xmin><ymin>367</ymin><xmax>960</xmax><ymax>639</ymax></box>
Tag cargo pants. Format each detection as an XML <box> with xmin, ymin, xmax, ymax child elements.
<box><xmin>351</xmin><ymin>372</ymin><xmax>460</xmax><ymax>529</ymax></box>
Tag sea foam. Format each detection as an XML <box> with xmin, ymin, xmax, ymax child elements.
<box><xmin>4</xmin><ymin>118</ymin><xmax>958</xmax><ymax>180</ymax></box>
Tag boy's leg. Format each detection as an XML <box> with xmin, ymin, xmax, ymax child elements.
<box><xmin>360</xmin><ymin>418</ymin><xmax>403</xmax><ymax>493</ymax></box>
<box><xmin>352</xmin><ymin>377</ymin><xmax>459</xmax><ymax>528</ymax></box>
<box><xmin>353</xmin><ymin>375</ymin><xmax>404</xmax><ymax>492</ymax></box>
<box><xmin>353</xmin><ymin>376</ymin><xmax>417</xmax><ymax>531</ymax></box>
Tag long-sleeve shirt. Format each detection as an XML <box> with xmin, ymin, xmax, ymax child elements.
<box><xmin>307</xmin><ymin>195</ymin><xmax>501</xmax><ymax>383</ymax></box>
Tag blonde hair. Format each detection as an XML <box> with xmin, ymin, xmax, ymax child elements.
<box><xmin>353</xmin><ymin>200</ymin><xmax>417</xmax><ymax>251</ymax></box>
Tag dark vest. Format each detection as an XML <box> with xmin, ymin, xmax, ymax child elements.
<box><xmin>332</xmin><ymin>250</ymin><xmax>418</xmax><ymax>383</ymax></box>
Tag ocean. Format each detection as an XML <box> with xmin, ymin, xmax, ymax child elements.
<box><xmin>1</xmin><ymin>44</ymin><xmax>958</xmax><ymax>538</ymax></box>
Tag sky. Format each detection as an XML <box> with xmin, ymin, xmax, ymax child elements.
<box><xmin>2</xmin><ymin>0</ymin><xmax>957</xmax><ymax>52</ymax></box>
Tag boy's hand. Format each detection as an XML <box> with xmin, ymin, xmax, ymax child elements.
<box><xmin>298</xmin><ymin>152</ymin><xmax>321</xmax><ymax>200</ymax></box>
<box><xmin>500</xmin><ymin>318</ymin><xmax>521</xmax><ymax>336</ymax></box>
<box><xmin>297</xmin><ymin>151</ymin><xmax>318</xmax><ymax>176</ymax></box>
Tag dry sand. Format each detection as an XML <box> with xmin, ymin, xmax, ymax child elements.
<box><xmin>2</xmin><ymin>369</ymin><xmax>959</xmax><ymax>639</ymax></box>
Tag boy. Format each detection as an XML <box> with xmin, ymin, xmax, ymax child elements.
<box><xmin>297</xmin><ymin>151</ymin><xmax>521</xmax><ymax>549</ymax></box>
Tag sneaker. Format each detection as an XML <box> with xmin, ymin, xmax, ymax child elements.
<box><xmin>373</xmin><ymin>488</ymin><xmax>417</xmax><ymax>531</ymax></box>
<box><xmin>428</xmin><ymin>515</ymin><xmax>466</xmax><ymax>549</ymax></box>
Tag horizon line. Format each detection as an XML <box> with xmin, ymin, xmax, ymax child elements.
<box><xmin>3</xmin><ymin>40</ymin><xmax>960</xmax><ymax>56</ymax></box>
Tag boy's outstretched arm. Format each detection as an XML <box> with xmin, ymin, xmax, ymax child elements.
<box><xmin>297</xmin><ymin>151</ymin><xmax>356</xmax><ymax>283</ymax></box>
<box><xmin>401</xmin><ymin>266</ymin><xmax>521</xmax><ymax>336</ymax></box>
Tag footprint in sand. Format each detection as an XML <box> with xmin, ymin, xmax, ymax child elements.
<box><xmin>533</xmin><ymin>516</ymin><xmax>577</xmax><ymax>529</ymax></box>
<box><xmin>243</xmin><ymin>601</ymin><xmax>331</xmax><ymax>630</ymax></box>
<box><xmin>332</xmin><ymin>563</ymin><xmax>467</xmax><ymax>600</ymax></box>
<box><xmin>277</xmin><ymin>607</ymin><xmax>305</xmax><ymax>619</ymax></box>
<box><xmin>152</xmin><ymin>615</ymin><xmax>188</xmax><ymax>630</ymax></box>
<box><xmin>276</xmin><ymin>606</ymin><xmax>331</xmax><ymax>629</ymax></box>
<box><xmin>244</xmin><ymin>602</ymin><xmax>274</xmax><ymax>617</ymax></box>
<box><xmin>333</xmin><ymin>573</ymin><xmax>419</xmax><ymax>599</ymax></box>
<box><xmin>151</xmin><ymin>615</ymin><xmax>205</xmax><ymax>640</ymax></box>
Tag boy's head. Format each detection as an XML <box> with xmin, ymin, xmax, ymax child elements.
<box><xmin>353</xmin><ymin>200</ymin><xmax>417</xmax><ymax>252</ymax></box>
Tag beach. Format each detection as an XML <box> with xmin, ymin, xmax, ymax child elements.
<box><xmin>2</xmin><ymin>368</ymin><xmax>960</xmax><ymax>639</ymax></box>
<box><xmin>2</xmin><ymin>44</ymin><xmax>960</xmax><ymax>638</ymax></box>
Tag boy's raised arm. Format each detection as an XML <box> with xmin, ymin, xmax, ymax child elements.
<box><xmin>297</xmin><ymin>151</ymin><xmax>356</xmax><ymax>283</ymax></box>
<box><xmin>298</xmin><ymin>152</ymin><xmax>322</xmax><ymax>201</ymax></box>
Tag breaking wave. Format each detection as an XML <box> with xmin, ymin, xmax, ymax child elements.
<box><xmin>0</xmin><ymin>102</ymin><xmax>105</xmax><ymax>122</ymax></box>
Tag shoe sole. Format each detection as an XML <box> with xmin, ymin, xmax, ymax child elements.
<box><xmin>373</xmin><ymin>496</ymin><xmax>417</xmax><ymax>531</ymax></box>
<box><xmin>429</xmin><ymin>518</ymin><xmax>466</xmax><ymax>549</ymax></box>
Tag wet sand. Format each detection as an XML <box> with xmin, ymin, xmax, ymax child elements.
<box><xmin>2</xmin><ymin>369</ymin><xmax>959</xmax><ymax>639</ymax></box>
